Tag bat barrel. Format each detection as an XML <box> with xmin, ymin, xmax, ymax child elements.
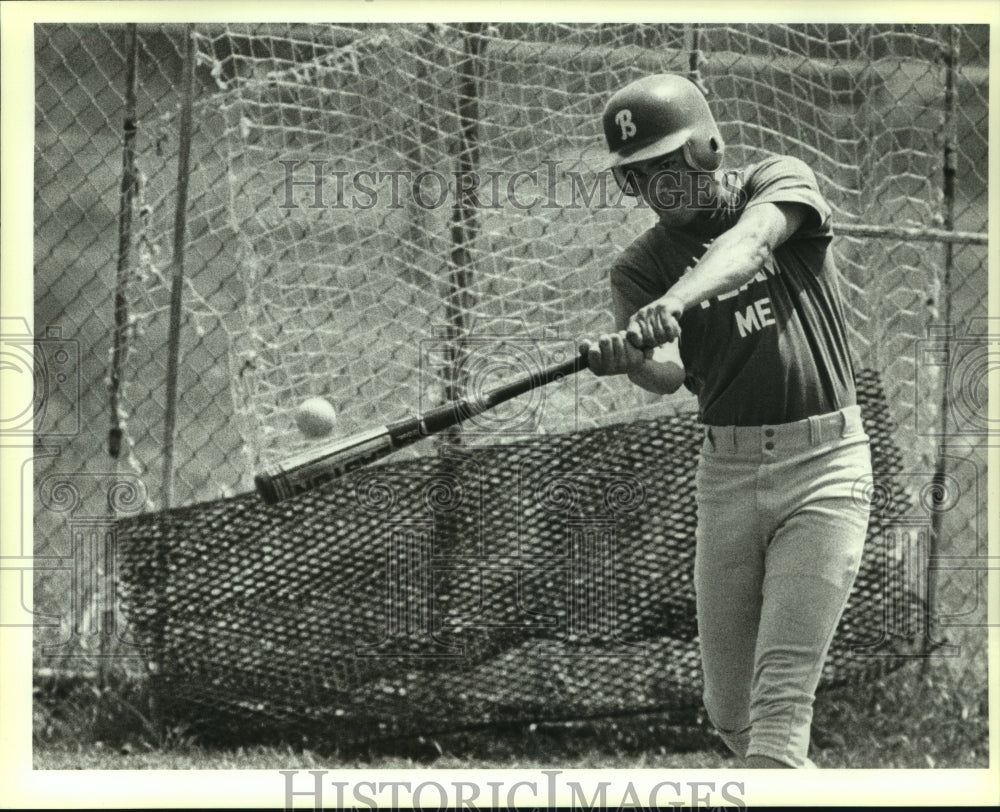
<box><xmin>254</xmin><ymin>472</ymin><xmax>282</xmax><ymax>505</ymax></box>
<box><xmin>255</xmin><ymin>426</ymin><xmax>394</xmax><ymax>504</ymax></box>
<box><xmin>254</xmin><ymin>351</ymin><xmax>589</xmax><ymax>504</ymax></box>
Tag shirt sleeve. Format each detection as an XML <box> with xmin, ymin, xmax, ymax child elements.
<box><xmin>607</xmin><ymin>228</ymin><xmax>671</xmax><ymax>328</ymax></box>
<box><xmin>610</xmin><ymin>264</ymin><xmax>657</xmax><ymax>329</ymax></box>
<box><xmin>741</xmin><ymin>155</ymin><xmax>833</xmax><ymax>239</ymax></box>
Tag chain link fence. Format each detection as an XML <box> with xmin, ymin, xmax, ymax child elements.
<box><xmin>29</xmin><ymin>22</ymin><xmax>988</xmax><ymax>738</ymax></box>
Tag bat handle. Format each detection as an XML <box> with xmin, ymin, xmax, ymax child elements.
<box><xmin>381</xmin><ymin>349</ymin><xmax>589</xmax><ymax>445</ymax></box>
<box><xmin>484</xmin><ymin>349</ymin><xmax>589</xmax><ymax>405</ymax></box>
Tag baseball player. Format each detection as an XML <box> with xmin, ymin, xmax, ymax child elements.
<box><xmin>580</xmin><ymin>74</ymin><xmax>873</xmax><ymax>768</ymax></box>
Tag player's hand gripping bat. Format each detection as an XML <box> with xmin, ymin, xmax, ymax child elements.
<box><xmin>254</xmin><ymin>349</ymin><xmax>590</xmax><ymax>505</ymax></box>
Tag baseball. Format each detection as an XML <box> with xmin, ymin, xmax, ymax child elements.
<box><xmin>295</xmin><ymin>396</ymin><xmax>337</xmax><ymax>438</ymax></box>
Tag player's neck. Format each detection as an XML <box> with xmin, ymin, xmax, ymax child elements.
<box><xmin>661</xmin><ymin>202</ymin><xmax>727</xmax><ymax>237</ymax></box>
<box><xmin>678</xmin><ymin>179</ymin><xmax>739</xmax><ymax>237</ymax></box>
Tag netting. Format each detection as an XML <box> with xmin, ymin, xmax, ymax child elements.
<box><xmin>30</xmin><ymin>22</ymin><xmax>989</xmax><ymax>743</ymax></box>
<box><xmin>181</xmin><ymin>23</ymin><xmax>988</xmax><ymax>479</ymax></box>
<box><xmin>117</xmin><ymin>372</ymin><xmax>928</xmax><ymax>744</ymax></box>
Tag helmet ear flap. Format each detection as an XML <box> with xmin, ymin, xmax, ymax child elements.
<box><xmin>682</xmin><ymin>134</ymin><xmax>724</xmax><ymax>172</ymax></box>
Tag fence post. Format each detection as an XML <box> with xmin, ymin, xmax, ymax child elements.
<box><xmin>441</xmin><ymin>24</ymin><xmax>485</xmax><ymax>445</ymax></box>
<box><xmin>101</xmin><ymin>23</ymin><xmax>140</xmax><ymax>684</ymax></box>
<box><xmin>161</xmin><ymin>24</ymin><xmax>196</xmax><ymax>510</ymax></box>
<box><xmin>110</xmin><ymin>23</ymin><xmax>138</xmax><ymax>465</ymax></box>
<box><xmin>684</xmin><ymin>23</ymin><xmax>707</xmax><ymax>94</ymax></box>
<box><xmin>926</xmin><ymin>24</ymin><xmax>960</xmax><ymax>666</ymax></box>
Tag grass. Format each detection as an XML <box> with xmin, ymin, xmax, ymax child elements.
<box><xmin>32</xmin><ymin>659</ymin><xmax>988</xmax><ymax>770</ymax></box>
<box><xmin>31</xmin><ymin>742</ymin><xmax>730</xmax><ymax>771</ymax></box>
<box><xmin>810</xmin><ymin>665</ymin><xmax>989</xmax><ymax>769</ymax></box>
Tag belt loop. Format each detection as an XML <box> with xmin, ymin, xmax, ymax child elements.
<box><xmin>730</xmin><ymin>424</ymin><xmax>738</xmax><ymax>453</ymax></box>
<box><xmin>705</xmin><ymin>426</ymin><xmax>716</xmax><ymax>451</ymax></box>
<box><xmin>808</xmin><ymin>414</ymin><xmax>822</xmax><ymax>446</ymax></box>
<box><xmin>840</xmin><ymin>407</ymin><xmax>850</xmax><ymax>438</ymax></box>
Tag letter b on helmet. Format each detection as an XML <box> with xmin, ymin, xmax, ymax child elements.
<box><xmin>602</xmin><ymin>74</ymin><xmax>724</xmax><ymax>175</ymax></box>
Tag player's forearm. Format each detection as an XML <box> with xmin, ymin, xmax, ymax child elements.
<box><xmin>664</xmin><ymin>227</ymin><xmax>770</xmax><ymax>313</ymax></box>
<box><xmin>580</xmin><ymin>331</ymin><xmax>684</xmax><ymax>394</ymax></box>
<box><xmin>627</xmin><ymin>355</ymin><xmax>685</xmax><ymax>395</ymax></box>
<box><xmin>625</xmin><ymin>227</ymin><xmax>770</xmax><ymax>350</ymax></box>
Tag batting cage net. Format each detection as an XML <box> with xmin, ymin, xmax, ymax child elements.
<box><xmin>32</xmin><ymin>23</ymin><xmax>989</xmax><ymax>746</ymax></box>
<box><xmin>114</xmin><ymin>372</ymin><xmax>926</xmax><ymax>744</ymax></box>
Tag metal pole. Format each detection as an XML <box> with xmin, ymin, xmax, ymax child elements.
<box><xmin>684</xmin><ymin>24</ymin><xmax>708</xmax><ymax>94</ymax></box>
<box><xmin>161</xmin><ymin>24</ymin><xmax>196</xmax><ymax>510</ymax></box>
<box><xmin>442</xmin><ymin>24</ymin><xmax>485</xmax><ymax>444</ymax></box>
<box><xmin>103</xmin><ymin>23</ymin><xmax>139</xmax><ymax>683</ymax></box>
<box><xmin>926</xmin><ymin>25</ymin><xmax>960</xmax><ymax>664</ymax></box>
<box><xmin>110</xmin><ymin>23</ymin><xmax>139</xmax><ymax>462</ymax></box>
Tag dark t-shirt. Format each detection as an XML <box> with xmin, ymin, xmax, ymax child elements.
<box><xmin>610</xmin><ymin>156</ymin><xmax>857</xmax><ymax>426</ymax></box>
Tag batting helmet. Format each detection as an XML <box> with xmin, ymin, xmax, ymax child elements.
<box><xmin>602</xmin><ymin>74</ymin><xmax>724</xmax><ymax>187</ymax></box>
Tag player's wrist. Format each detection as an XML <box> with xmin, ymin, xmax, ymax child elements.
<box><xmin>658</xmin><ymin>292</ymin><xmax>686</xmax><ymax>317</ymax></box>
<box><xmin>627</xmin><ymin>351</ymin><xmax>684</xmax><ymax>395</ymax></box>
<box><xmin>625</xmin><ymin>342</ymin><xmax>647</xmax><ymax>372</ymax></box>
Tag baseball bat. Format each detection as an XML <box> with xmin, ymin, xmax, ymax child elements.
<box><xmin>255</xmin><ymin>350</ymin><xmax>589</xmax><ymax>504</ymax></box>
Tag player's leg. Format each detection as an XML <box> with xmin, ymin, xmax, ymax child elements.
<box><xmin>693</xmin><ymin>437</ymin><xmax>765</xmax><ymax>760</ymax></box>
<box><xmin>745</xmin><ymin>434</ymin><xmax>872</xmax><ymax>768</ymax></box>
<box><xmin>746</xmin><ymin>754</ymin><xmax>795</xmax><ymax>768</ymax></box>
